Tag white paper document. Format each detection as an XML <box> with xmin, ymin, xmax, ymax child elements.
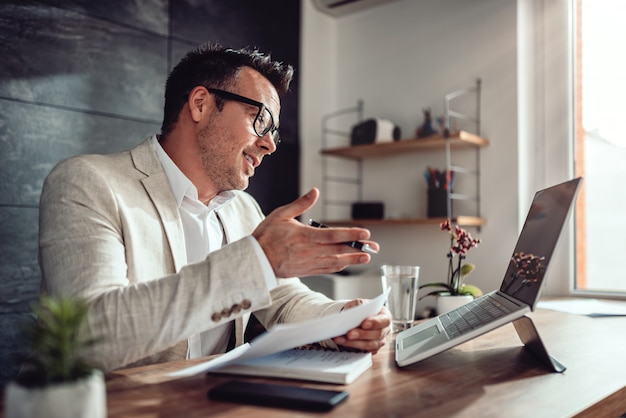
<box><xmin>168</xmin><ymin>289</ymin><xmax>389</xmax><ymax>378</ymax></box>
<box><xmin>537</xmin><ymin>298</ymin><xmax>626</xmax><ymax>317</ymax></box>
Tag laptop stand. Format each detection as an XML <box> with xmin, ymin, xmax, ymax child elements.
<box><xmin>513</xmin><ymin>315</ymin><xmax>566</xmax><ymax>373</ymax></box>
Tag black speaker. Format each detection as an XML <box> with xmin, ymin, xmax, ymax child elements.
<box><xmin>350</xmin><ymin>119</ymin><xmax>401</xmax><ymax>146</ymax></box>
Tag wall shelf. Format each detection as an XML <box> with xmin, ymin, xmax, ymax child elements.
<box><xmin>321</xmin><ymin>131</ymin><xmax>489</xmax><ymax>159</ymax></box>
<box><xmin>319</xmin><ymin>79</ymin><xmax>486</xmax><ymax>228</ymax></box>
<box><xmin>321</xmin><ymin>216</ymin><xmax>486</xmax><ymax>228</ymax></box>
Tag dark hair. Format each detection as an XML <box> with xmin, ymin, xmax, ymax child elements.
<box><xmin>160</xmin><ymin>42</ymin><xmax>294</xmax><ymax>136</ymax></box>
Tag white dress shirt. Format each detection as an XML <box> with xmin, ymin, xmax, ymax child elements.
<box><xmin>150</xmin><ymin>135</ymin><xmax>276</xmax><ymax>358</ymax></box>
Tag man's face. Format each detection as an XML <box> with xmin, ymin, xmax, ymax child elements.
<box><xmin>196</xmin><ymin>67</ymin><xmax>280</xmax><ymax>193</ymax></box>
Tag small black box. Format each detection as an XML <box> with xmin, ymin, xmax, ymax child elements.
<box><xmin>427</xmin><ymin>189</ymin><xmax>450</xmax><ymax>218</ymax></box>
<box><xmin>351</xmin><ymin>202</ymin><xmax>384</xmax><ymax>220</ymax></box>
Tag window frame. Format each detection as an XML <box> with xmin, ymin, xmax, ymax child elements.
<box><xmin>572</xmin><ymin>0</ymin><xmax>626</xmax><ymax>298</ymax></box>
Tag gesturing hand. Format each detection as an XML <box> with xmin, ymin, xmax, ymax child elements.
<box><xmin>253</xmin><ymin>188</ymin><xmax>379</xmax><ymax>278</ymax></box>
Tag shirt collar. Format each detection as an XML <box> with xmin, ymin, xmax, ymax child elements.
<box><xmin>150</xmin><ymin>135</ymin><xmax>236</xmax><ymax>209</ymax></box>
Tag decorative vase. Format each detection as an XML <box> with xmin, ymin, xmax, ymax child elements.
<box><xmin>4</xmin><ymin>370</ymin><xmax>106</xmax><ymax>418</ymax></box>
<box><xmin>436</xmin><ymin>294</ymin><xmax>474</xmax><ymax>315</ymax></box>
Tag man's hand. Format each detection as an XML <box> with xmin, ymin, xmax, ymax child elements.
<box><xmin>332</xmin><ymin>299</ymin><xmax>392</xmax><ymax>354</ymax></box>
<box><xmin>253</xmin><ymin>188</ymin><xmax>379</xmax><ymax>278</ymax></box>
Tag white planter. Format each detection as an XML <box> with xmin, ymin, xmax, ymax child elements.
<box><xmin>436</xmin><ymin>294</ymin><xmax>474</xmax><ymax>315</ymax></box>
<box><xmin>4</xmin><ymin>370</ymin><xmax>106</xmax><ymax>418</ymax></box>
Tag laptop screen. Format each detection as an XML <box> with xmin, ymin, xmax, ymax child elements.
<box><xmin>499</xmin><ymin>178</ymin><xmax>581</xmax><ymax>307</ymax></box>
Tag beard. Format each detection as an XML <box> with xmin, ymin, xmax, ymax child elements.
<box><xmin>196</xmin><ymin>121</ymin><xmax>252</xmax><ymax>193</ymax></box>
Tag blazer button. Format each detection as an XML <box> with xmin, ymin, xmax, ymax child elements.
<box><xmin>242</xmin><ymin>299</ymin><xmax>251</xmax><ymax>309</ymax></box>
<box><xmin>211</xmin><ymin>312</ymin><xmax>221</xmax><ymax>322</ymax></box>
<box><xmin>231</xmin><ymin>304</ymin><xmax>242</xmax><ymax>314</ymax></box>
<box><xmin>221</xmin><ymin>307</ymin><xmax>230</xmax><ymax>318</ymax></box>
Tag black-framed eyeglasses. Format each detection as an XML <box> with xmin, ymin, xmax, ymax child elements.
<box><xmin>207</xmin><ymin>88</ymin><xmax>280</xmax><ymax>146</ymax></box>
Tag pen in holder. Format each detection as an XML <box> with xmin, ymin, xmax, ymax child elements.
<box><xmin>424</xmin><ymin>167</ymin><xmax>454</xmax><ymax>218</ymax></box>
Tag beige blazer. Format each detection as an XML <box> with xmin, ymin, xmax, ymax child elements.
<box><xmin>39</xmin><ymin>138</ymin><xmax>342</xmax><ymax>371</ymax></box>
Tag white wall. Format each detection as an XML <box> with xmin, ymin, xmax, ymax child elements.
<box><xmin>300</xmin><ymin>0</ymin><xmax>573</xmax><ymax>305</ymax></box>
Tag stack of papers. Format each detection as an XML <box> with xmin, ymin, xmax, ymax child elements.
<box><xmin>168</xmin><ymin>290</ymin><xmax>388</xmax><ymax>382</ymax></box>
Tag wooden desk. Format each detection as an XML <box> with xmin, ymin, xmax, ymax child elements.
<box><xmin>4</xmin><ymin>308</ymin><xmax>626</xmax><ymax>417</ymax></box>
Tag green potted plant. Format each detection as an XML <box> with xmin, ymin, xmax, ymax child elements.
<box><xmin>419</xmin><ymin>218</ymin><xmax>483</xmax><ymax>314</ymax></box>
<box><xmin>4</xmin><ymin>296</ymin><xmax>105</xmax><ymax>418</ymax></box>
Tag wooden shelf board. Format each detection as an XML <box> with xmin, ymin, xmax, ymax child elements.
<box><xmin>320</xmin><ymin>131</ymin><xmax>489</xmax><ymax>159</ymax></box>
<box><xmin>321</xmin><ymin>216</ymin><xmax>486</xmax><ymax>227</ymax></box>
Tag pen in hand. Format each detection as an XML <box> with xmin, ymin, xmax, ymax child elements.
<box><xmin>307</xmin><ymin>219</ymin><xmax>378</xmax><ymax>255</ymax></box>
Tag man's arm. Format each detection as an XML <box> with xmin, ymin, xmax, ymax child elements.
<box><xmin>39</xmin><ymin>156</ymin><xmax>273</xmax><ymax>371</ymax></box>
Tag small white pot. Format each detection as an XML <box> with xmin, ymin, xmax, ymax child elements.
<box><xmin>4</xmin><ymin>370</ymin><xmax>106</xmax><ymax>418</ymax></box>
<box><xmin>436</xmin><ymin>294</ymin><xmax>474</xmax><ymax>315</ymax></box>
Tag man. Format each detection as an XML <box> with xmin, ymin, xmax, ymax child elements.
<box><xmin>38</xmin><ymin>43</ymin><xmax>391</xmax><ymax>372</ymax></box>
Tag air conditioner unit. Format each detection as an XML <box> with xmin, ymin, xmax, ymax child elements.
<box><xmin>312</xmin><ymin>0</ymin><xmax>399</xmax><ymax>17</ymax></box>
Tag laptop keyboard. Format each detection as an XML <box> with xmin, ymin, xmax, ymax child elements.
<box><xmin>440</xmin><ymin>295</ymin><xmax>515</xmax><ymax>338</ymax></box>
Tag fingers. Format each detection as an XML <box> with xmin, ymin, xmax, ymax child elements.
<box><xmin>332</xmin><ymin>307</ymin><xmax>392</xmax><ymax>354</ymax></box>
<box><xmin>332</xmin><ymin>328</ymin><xmax>388</xmax><ymax>354</ymax></box>
<box><xmin>287</xmin><ymin>248</ymin><xmax>372</xmax><ymax>277</ymax></box>
<box><xmin>272</xmin><ymin>187</ymin><xmax>319</xmax><ymax>221</ymax></box>
<box><xmin>307</xmin><ymin>222</ymin><xmax>371</xmax><ymax>245</ymax></box>
<box><xmin>359</xmin><ymin>306</ymin><xmax>392</xmax><ymax>330</ymax></box>
<box><xmin>252</xmin><ymin>190</ymin><xmax>379</xmax><ymax>278</ymax></box>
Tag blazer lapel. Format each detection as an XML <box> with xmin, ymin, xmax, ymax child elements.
<box><xmin>130</xmin><ymin>138</ymin><xmax>187</xmax><ymax>272</ymax></box>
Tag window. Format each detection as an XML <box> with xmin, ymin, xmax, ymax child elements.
<box><xmin>574</xmin><ymin>0</ymin><xmax>626</xmax><ymax>295</ymax></box>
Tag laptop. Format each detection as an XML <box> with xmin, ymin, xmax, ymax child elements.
<box><xmin>395</xmin><ymin>177</ymin><xmax>582</xmax><ymax>368</ymax></box>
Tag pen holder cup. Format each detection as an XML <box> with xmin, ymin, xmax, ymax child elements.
<box><xmin>427</xmin><ymin>189</ymin><xmax>450</xmax><ymax>218</ymax></box>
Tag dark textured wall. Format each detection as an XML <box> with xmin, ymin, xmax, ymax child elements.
<box><xmin>0</xmin><ymin>0</ymin><xmax>300</xmax><ymax>385</ymax></box>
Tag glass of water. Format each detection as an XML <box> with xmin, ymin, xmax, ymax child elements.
<box><xmin>381</xmin><ymin>265</ymin><xmax>420</xmax><ymax>333</ymax></box>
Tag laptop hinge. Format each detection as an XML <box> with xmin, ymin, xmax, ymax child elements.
<box><xmin>495</xmin><ymin>291</ymin><xmax>526</xmax><ymax>308</ymax></box>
